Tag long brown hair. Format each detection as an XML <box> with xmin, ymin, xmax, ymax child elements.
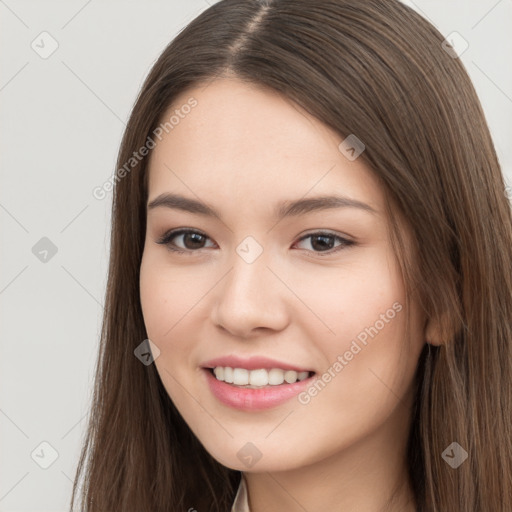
<box><xmin>70</xmin><ymin>0</ymin><xmax>512</xmax><ymax>510</ymax></box>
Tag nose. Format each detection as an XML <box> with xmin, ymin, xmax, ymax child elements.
<box><xmin>210</xmin><ymin>249</ymin><xmax>290</xmax><ymax>339</ymax></box>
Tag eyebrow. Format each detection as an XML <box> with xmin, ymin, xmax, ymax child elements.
<box><xmin>147</xmin><ymin>192</ymin><xmax>378</xmax><ymax>220</ymax></box>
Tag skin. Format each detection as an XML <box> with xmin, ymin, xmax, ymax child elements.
<box><xmin>139</xmin><ymin>77</ymin><xmax>440</xmax><ymax>511</ymax></box>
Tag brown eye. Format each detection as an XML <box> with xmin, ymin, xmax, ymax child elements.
<box><xmin>156</xmin><ymin>229</ymin><xmax>215</xmax><ymax>254</ymax></box>
<box><xmin>294</xmin><ymin>232</ymin><xmax>355</xmax><ymax>256</ymax></box>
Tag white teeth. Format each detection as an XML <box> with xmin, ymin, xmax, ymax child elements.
<box><xmin>284</xmin><ymin>370</ymin><xmax>298</xmax><ymax>383</ymax></box>
<box><xmin>224</xmin><ymin>366</ymin><xmax>234</xmax><ymax>383</ymax></box>
<box><xmin>268</xmin><ymin>368</ymin><xmax>285</xmax><ymax>385</ymax></box>
<box><xmin>249</xmin><ymin>369</ymin><xmax>269</xmax><ymax>386</ymax></box>
<box><xmin>211</xmin><ymin>367</ymin><xmax>312</xmax><ymax>387</ymax></box>
<box><xmin>233</xmin><ymin>368</ymin><xmax>249</xmax><ymax>385</ymax></box>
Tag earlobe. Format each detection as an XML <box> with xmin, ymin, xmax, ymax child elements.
<box><xmin>424</xmin><ymin>310</ymin><xmax>456</xmax><ymax>346</ymax></box>
<box><xmin>425</xmin><ymin>322</ymin><xmax>443</xmax><ymax>346</ymax></box>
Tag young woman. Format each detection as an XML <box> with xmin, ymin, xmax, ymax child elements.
<box><xmin>71</xmin><ymin>1</ymin><xmax>512</xmax><ymax>510</ymax></box>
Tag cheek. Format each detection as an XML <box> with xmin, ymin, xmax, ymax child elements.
<box><xmin>297</xmin><ymin>248</ymin><xmax>405</xmax><ymax>353</ymax></box>
<box><xmin>139</xmin><ymin>252</ymin><xmax>197</xmax><ymax>341</ymax></box>
<box><xmin>139</xmin><ymin>251</ymin><xmax>218</xmax><ymax>385</ymax></box>
<box><xmin>139</xmin><ymin>255</ymin><xmax>196</xmax><ymax>400</ymax></box>
<box><xmin>301</xmin><ymin>248</ymin><xmax>412</xmax><ymax>399</ymax></box>
<box><xmin>138</xmin><ymin>238</ymin><xmax>203</xmax><ymax>379</ymax></box>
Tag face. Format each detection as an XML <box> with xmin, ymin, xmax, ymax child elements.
<box><xmin>139</xmin><ymin>77</ymin><xmax>427</xmax><ymax>473</ymax></box>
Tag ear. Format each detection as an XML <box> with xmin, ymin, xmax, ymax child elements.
<box><xmin>424</xmin><ymin>309</ymin><xmax>456</xmax><ymax>346</ymax></box>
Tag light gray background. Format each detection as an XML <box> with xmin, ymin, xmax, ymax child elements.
<box><xmin>1</xmin><ymin>1</ymin><xmax>511</xmax><ymax>510</ymax></box>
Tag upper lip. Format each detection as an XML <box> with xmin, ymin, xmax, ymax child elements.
<box><xmin>201</xmin><ymin>355</ymin><xmax>314</xmax><ymax>373</ymax></box>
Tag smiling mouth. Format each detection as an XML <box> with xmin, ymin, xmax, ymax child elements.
<box><xmin>206</xmin><ymin>367</ymin><xmax>316</xmax><ymax>388</ymax></box>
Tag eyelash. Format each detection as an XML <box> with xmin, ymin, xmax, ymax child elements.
<box><xmin>156</xmin><ymin>228</ymin><xmax>356</xmax><ymax>257</ymax></box>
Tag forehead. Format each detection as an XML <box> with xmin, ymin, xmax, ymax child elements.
<box><xmin>147</xmin><ymin>78</ymin><xmax>384</xmax><ymax>217</ymax></box>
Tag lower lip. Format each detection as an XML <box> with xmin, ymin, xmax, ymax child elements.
<box><xmin>202</xmin><ymin>368</ymin><xmax>316</xmax><ymax>411</ymax></box>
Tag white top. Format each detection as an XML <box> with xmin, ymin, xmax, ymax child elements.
<box><xmin>231</xmin><ymin>474</ymin><xmax>250</xmax><ymax>512</ymax></box>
